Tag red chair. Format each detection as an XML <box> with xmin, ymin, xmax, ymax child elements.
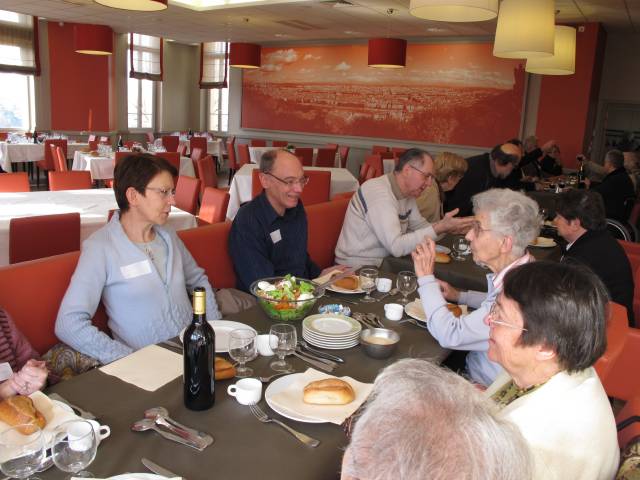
<box><xmin>226</xmin><ymin>138</ymin><xmax>238</xmax><ymax>185</ymax></box>
<box><xmin>37</xmin><ymin>139</ymin><xmax>67</xmax><ymax>187</ymax></box>
<box><xmin>617</xmin><ymin>394</ymin><xmax>640</xmax><ymax>449</ymax></box>
<box><xmin>620</xmin><ymin>240</ymin><xmax>640</xmax><ymax>257</ymax></box>
<box><xmin>48</xmin><ymin>171</ymin><xmax>92</xmax><ymax>191</ymax></box>
<box><xmin>272</xmin><ymin>141</ymin><xmax>288</xmax><ymax>148</ymax></box>
<box><xmin>251</xmin><ymin>169</ymin><xmax>330</xmax><ymax>206</ymax></box>
<box><xmin>108</xmin><ymin>209</ymin><xmax>118</xmax><ymax>221</ymax></box>
<box><xmin>316</xmin><ymin>147</ymin><xmax>338</xmax><ymax>168</ymax></box>
<box><xmin>0</xmin><ymin>132</ymin><xmax>7</xmax><ymax>141</ymax></box>
<box><xmin>198</xmin><ymin>187</ymin><xmax>230</xmax><ymax>225</ymax></box>
<box><xmin>88</xmin><ymin>140</ymin><xmax>98</xmax><ymax>151</ymax></box>
<box><xmin>9</xmin><ymin>213</ymin><xmax>81</xmax><ymax>264</ymax></box>
<box><xmin>115</xmin><ymin>151</ymin><xmax>142</xmax><ymax>167</ymax></box>
<box><xmin>162</xmin><ymin>135</ymin><xmax>179</xmax><ymax>153</ymax></box>
<box><xmin>154</xmin><ymin>152</ymin><xmax>181</xmax><ymax>174</ymax></box>
<box><xmin>294</xmin><ymin>147</ymin><xmax>313</xmax><ymax>167</ymax></box>
<box><xmin>306</xmin><ymin>197</ymin><xmax>350</xmax><ymax>269</ymax></box>
<box><xmin>0</xmin><ymin>172</ymin><xmax>29</xmax><ymax>192</ymax></box>
<box><xmin>237</xmin><ymin>144</ymin><xmax>251</xmax><ymax>167</ymax></box>
<box><xmin>339</xmin><ymin>146</ymin><xmax>350</xmax><ymax>168</ymax></box>
<box><xmin>195</xmin><ymin>155</ymin><xmax>220</xmax><ymax>196</ymax></box>
<box><xmin>175</xmin><ymin>175</ymin><xmax>201</xmax><ymax>215</ymax></box>
<box><xmin>190</xmin><ymin>137</ymin><xmax>207</xmax><ymax>158</ymax></box>
<box><xmin>594</xmin><ymin>302</ymin><xmax>630</xmax><ymax>385</ymax></box>
<box><xmin>251</xmin><ymin>169</ymin><xmax>262</xmax><ymax>199</ymax></box>
<box><xmin>124</xmin><ymin>141</ymin><xmax>136</xmax><ymax>150</ymax></box>
<box><xmin>191</xmin><ymin>147</ymin><xmax>204</xmax><ymax>163</ymax></box>
<box><xmin>359</xmin><ymin>154</ymin><xmax>383</xmax><ymax>184</ymax></box>
<box><xmin>332</xmin><ymin>191</ymin><xmax>355</xmax><ymax>201</ymax></box>
<box><xmin>88</xmin><ymin>134</ymin><xmax>96</xmax><ymax>142</ymax></box>
<box><xmin>391</xmin><ymin>147</ymin><xmax>407</xmax><ymax>158</ymax></box>
<box><xmin>177</xmin><ymin>143</ymin><xmax>187</xmax><ymax>157</ymax></box>
<box><xmin>372</xmin><ymin>145</ymin><xmax>388</xmax><ymax>155</ymax></box>
<box><xmin>250</xmin><ymin>139</ymin><xmax>267</xmax><ymax>147</ymax></box>
<box><xmin>53</xmin><ymin>146</ymin><xmax>67</xmax><ymax>172</ymax></box>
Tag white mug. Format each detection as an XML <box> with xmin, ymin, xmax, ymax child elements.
<box><xmin>384</xmin><ymin>303</ymin><xmax>403</xmax><ymax>321</ymax></box>
<box><xmin>227</xmin><ymin>378</ymin><xmax>262</xmax><ymax>405</ymax></box>
<box><xmin>376</xmin><ymin>278</ymin><xmax>392</xmax><ymax>293</ymax></box>
<box><xmin>256</xmin><ymin>334</ymin><xmax>276</xmax><ymax>357</ymax></box>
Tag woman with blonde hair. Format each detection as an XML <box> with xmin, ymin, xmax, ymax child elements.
<box><xmin>416</xmin><ymin>151</ymin><xmax>468</xmax><ymax>222</ymax></box>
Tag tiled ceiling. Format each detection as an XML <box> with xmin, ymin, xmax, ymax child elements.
<box><xmin>0</xmin><ymin>0</ymin><xmax>636</xmax><ymax>45</ymax></box>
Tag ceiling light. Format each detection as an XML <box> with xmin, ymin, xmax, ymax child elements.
<box><xmin>94</xmin><ymin>0</ymin><xmax>168</xmax><ymax>11</ymax></box>
<box><xmin>229</xmin><ymin>42</ymin><xmax>261</xmax><ymax>68</ymax></box>
<box><xmin>526</xmin><ymin>25</ymin><xmax>576</xmax><ymax>75</ymax></box>
<box><xmin>73</xmin><ymin>24</ymin><xmax>113</xmax><ymax>55</ymax></box>
<box><xmin>493</xmin><ymin>0</ymin><xmax>555</xmax><ymax>59</ymax></box>
<box><xmin>409</xmin><ymin>0</ymin><xmax>498</xmax><ymax>22</ymax></box>
<box><xmin>368</xmin><ymin>38</ymin><xmax>407</xmax><ymax>68</ymax></box>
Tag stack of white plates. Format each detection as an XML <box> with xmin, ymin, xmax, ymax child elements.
<box><xmin>302</xmin><ymin>314</ymin><xmax>361</xmax><ymax>350</ymax></box>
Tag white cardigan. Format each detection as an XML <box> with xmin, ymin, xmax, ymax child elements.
<box><xmin>486</xmin><ymin>367</ymin><xmax>619</xmax><ymax>480</ymax></box>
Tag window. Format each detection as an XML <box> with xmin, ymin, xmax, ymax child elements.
<box><xmin>202</xmin><ymin>42</ymin><xmax>229</xmax><ymax>132</ymax></box>
<box><xmin>0</xmin><ymin>72</ymin><xmax>34</xmax><ymax>130</ymax></box>
<box><xmin>127</xmin><ymin>33</ymin><xmax>162</xmax><ymax>130</ymax></box>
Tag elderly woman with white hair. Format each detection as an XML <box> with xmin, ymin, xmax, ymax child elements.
<box><xmin>412</xmin><ymin>188</ymin><xmax>540</xmax><ymax>386</ymax></box>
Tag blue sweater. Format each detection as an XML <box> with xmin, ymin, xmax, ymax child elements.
<box><xmin>56</xmin><ymin>214</ymin><xmax>221</xmax><ymax>364</ymax></box>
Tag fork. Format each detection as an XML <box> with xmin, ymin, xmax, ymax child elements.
<box><xmin>248</xmin><ymin>404</ymin><xmax>320</xmax><ymax>447</ymax></box>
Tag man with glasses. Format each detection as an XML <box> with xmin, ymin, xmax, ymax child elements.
<box><xmin>335</xmin><ymin>148</ymin><xmax>473</xmax><ymax>267</ymax></box>
<box><xmin>229</xmin><ymin>149</ymin><xmax>324</xmax><ymax>292</ymax></box>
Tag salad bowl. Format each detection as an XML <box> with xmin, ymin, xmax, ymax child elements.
<box><xmin>250</xmin><ymin>275</ymin><xmax>325</xmax><ymax>322</ymax></box>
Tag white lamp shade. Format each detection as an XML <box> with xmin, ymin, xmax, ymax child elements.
<box><xmin>493</xmin><ymin>0</ymin><xmax>555</xmax><ymax>59</ymax></box>
<box><xmin>409</xmin><ymin>0</ymin><xmax>499</xmax><ymax>22</ymax></box>
<box><xmin>526</xmin><ymin>26</ymin><xmax>576</xmax><ymax>75</ymax></box>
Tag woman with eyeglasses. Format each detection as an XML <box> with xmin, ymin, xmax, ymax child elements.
<box><xmin>411</xmin><ymin>188</ymin><xmax>540</xmax><ymax>386</ymax></box>
<box><xmin>56</xmin><ymin>154</ymin><xmax>221</xmax><ymax>364</ymax></box>
<box><xmin>484</xmin><ymin>261</ymin><xmax>618</xmax><ymax>480</ymax></box>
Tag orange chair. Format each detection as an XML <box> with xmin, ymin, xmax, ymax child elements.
<box><xmin>37</xmin><ymin>139</ymin><xmax>67</xmax><ymax>188</ymax></box>
<box><xmin>332</xmin><ymin>191</ymin><xmax>355</xmax><ymax>201</ymax></box>
<box><xmin>115</xmin><ymin>151</ymin><xmax>143</xmax><ymax>168</ymax></box>
<box><xmin>635</xmin><ymin>267</ymin><xmax>640</xmax><ymax>325</ymax></box>
<box><xmin>295</xmin><ymin>148</ymin><xmax>313</xmax><ymax>167</ymax></box>
<box><xmin>391</xmin><ymin>147</ymin><xmax>407</xmax><ymax>158</ymax></box>
<box><xmin>161</xmin><ymin>135</ymin><xmax>179</xmax><ymax>153</ymax></box>
<box><xmin>190</xmin><ymin>137</ymin><xmax>207</xmax><ymax>158</ymax></box>
<box><xmin>237</xmin><ymin>144</ymin><xmax>251</xmax><ymax>168</ymax></box>
<box><xmin>53</xmin><ymin>146</ymin><xmax>67</xmax><ymax>172</ymax></box>
<box><xmin>359</xmin><ymin>154</ymin><xmax>383</xmax><ymax>184</ymax></box>
<box><xmin>48</xmin><ymin>171</ymin><xmax>92</xmax><ymax>191</ymax></box>
<box><xmin>195</xmin><ymin>155</ymin><xmax>219</xmax><ymax>196</ymax></box>
<box><xmin>620</xmin><ymin>240</ymin><xmax>640</xmax><ymax>257</ymax></box>
<box><xmin>88</xmin><ymin>140</ymin><xmax>98</xmax><ymax>151</ymax></box>
<box><xmin>177</xmin><ymin>143</ymin><xmax>187</xmax><ymax>157</ymax></box>
<box><xmin>191</xmin><ymin>147</ymin><xmax>204</xmax><ymax>163</ymax></box>
<box><xmin>9</xmin><ymin>213</ymin><xmax>81</xmax><ymax>264</ymax></box>
<box><xmin>154</xmin><ymin>152</ymin><xmax>181</xmax><ymax>174</ymax></box>
<box><xmin>306</xmin><ymin>197</ymin><xmax>350</xmax><ymax>269</ymax></box>
<box><xmin>251</xmin><ymin>169</ymin><xmax>263</xmax><ymax>199</ymax></box>
<box><xmin>0</xmin><ymin>172</ymin><xmax>29</xmax><ymax>192</ymax></box>
<box><xmin>175</xmin><ymin>175</ymin><xmax>201</xmax><ymax>215</ymax></box>
<box><xmin>124</xmin><ymin>141</ymin><xmax>136</xmax><ymax>150</ymax></box>
<box><xmin>226</xmin><ymin>138</ymin><xmax>238</xmax><ymax>185</ymax></box>
<box><xmin>616</xmin><ymin>394</ymin><xmax>640</xmax><ymax>449</ymax></box>
<box><xmin>0</xmin><ymin>132</ymin><xmax>7</xmax><ymax>141</ymax></box>
<box><xmin>272</xmin><ymin>141</ymin><xmax>288</xmax><ymax>148</ymax></box>
<box><xmin>198</xmin><ymin>187</ymin><xmax>230</xmax><ymax>225</ymax></box>
<box><xmin>250</xmin><ymin>139</ymin><xmax>267</xmax><ymax>147</ymax></box>
<box><xmin>594</xmin><ymin>302</ymin><xmax>630</xmax><ymax>385</ymax></box>
<box><xmin>600</xmin><ymin>323</ymin><xmax>640</xmax><ymax>402</ymax></box>
<box><xmin>628</xmin><ymin>253</ymin><xmax>640</xmax><ymax>276</ymax></box>
<box><xmin>316</xmin><ymin>147</ymin><xmax>338</xmax><ymax>168</ymax></box>
<box><xmin>339</xmin><ymin>146</ymin><xmax>350</xmax><ymax>168</ymax></box>
<box><xmin>372</xmin><ymin>145</ymin><xmax>388</xmax><ymax>155</ymax></box>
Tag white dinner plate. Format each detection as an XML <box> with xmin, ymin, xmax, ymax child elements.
<box><xmin>435</xmin><ymin>244</ymin><xmax>451</xmax><ymax>255</ymax></box>
<box><xmin>404</xmin><ymin>300</ymin><xmax>468</xmax><ymax>322</ymax></box>
<box><xmin>180</xmin><ymin>320</ymin><xmax>257</xmax><ymax>353</ymax></box>
<box><xmin>326</xmin><ymin>284</ymin><xmax>365</xmax><ymax>294</ymax></box>
<box><xmin>302</xmin><ymin>335</ymin><xmax>359</xmax><ymax>350</ymax></box>
<box><xmin>528</xmin><ymin>237</ymin><xmax>557</xmax><ymax>248</ymax></box>
<box><xmin>265</xmin><ymin>374</ymin><xmax>326</xmax><ymax>424</ymax></box>
<box><xmin>302</xmin><ymin>314</ymin><xmax>361</xmax><ymax>338</ymax></box>
<box><xmin>302</xmin><ymin>330</ymin><xmax>360</xmax><ymax>342</ymax></box>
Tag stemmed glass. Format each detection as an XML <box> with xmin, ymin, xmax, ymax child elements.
<box><xmin>0</xmin><ymin>424</ymin><xmax>45</xmax><ymax>480</ymax></box>
<box><xmin>51</xmin><ymin>419</ymin><xmax>97</xmax><ymax>479</ymax></box>
<box><xmin>269</xmin><ymin>324</ymin><xmax>297</xmax><ymax>372</ymax></box>
<box><xmin>228</xmin><ymin>329</ymin><xmax>257</xmax><ymax>378</ymax></box>
<box><xmin>539</xmin><ymin>207</ymin><xmax>548</xmax><ymax>222</ymax></box>
<box><xmin>451</xmin><ymin>237</ymin><xmax>469</xmax><ymax>261</ymax></box>
<box><xmin>396</xmin><ymin>271</ymin><xmax>417</xmax><ymax>305</ymax></box>
<box><xmin>359</xmin><ymin>267</ymin><xmax>378</xmax><ymax>303</ymax></box>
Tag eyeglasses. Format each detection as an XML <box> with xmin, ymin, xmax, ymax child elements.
<box><xmin>470</xmin><ymin>220</ymin><xmax>495</xmax><ymax>237</ymax></box>
<box><xmin>487</xmin><ymin>303</ymin><xmax>528</xmax><ymax>332</ymax></box>
<box><xmin>146</xmin><ymin>187</ymin><xmax>176</xmax><ymax>198</ymax></box>
<box><xmin>409</xmin><ymin>164</ymin><xmax>434</xmax><ymax>182</ymax></box>
<box><xmin>265</xmin><ymin>172</ymin><xmax>310</xmax><ymax>188</ymax></box>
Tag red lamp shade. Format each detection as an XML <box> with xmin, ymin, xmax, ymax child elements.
<box><xmin>94</xmin><ymin>0</ymin><xmax>167</xmax><ymax>11</ymax></box>
<box><xmin>74</xmin><ymin>24</ymin><xmax>113</xmax><ymax>55</ymax></box>
<box><xmin>368</xmin><ymin>38</ymin><xmax>407</xmax><ymax>68</ymax></box>
<box><xmin>229</xmin><ymin>43</ymin><xmax>261</xmax><ymax>69</ymax></box>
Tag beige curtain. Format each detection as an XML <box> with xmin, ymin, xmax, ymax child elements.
<box><xmin>0</xmin><ymin>11</ymin><xmax>39</xmax><ymax>75</ymax></box>
<box><xmin>200</xmin><ymin>41</ymin><xmax>227</xmax><ymax>89</ymax></box>
<box><xmin>129</xmin><ymin>33</ymin><xmax>162</xmax><ymax>81</ymax></box>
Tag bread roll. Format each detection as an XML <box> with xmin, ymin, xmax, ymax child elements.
<box><xmin>333</xmin><ymin>276</ymin><xmax>359</xmax><ymax>290</ymax></box>
<box><xmin>0</xmin><ymin>395</ymin><xmax>46</xmax><ymax>434</ymax></box>
<box><xmin>446</xmin><ymin>303</ymin><xmax>462</xmax><ymax>317</ymax></box>
<box><xmin>303</xmin><ymin>378</ymin><xmax>355</xmax><ymax>405</ymax></box>
<box><xmin>435</xmin><ymin>252</ymin><xmax>451</xmax><ymax>264</ymax></box>
<box><xmin>214</xmin><ymin>356</ymin><xmax>236</xmax><ymax>380</ymax></box>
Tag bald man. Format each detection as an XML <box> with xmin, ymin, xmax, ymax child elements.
<box><xmin>446</xmin><ymin>143</ymin><xmax>522</xmax><ymax>217</ymax></box>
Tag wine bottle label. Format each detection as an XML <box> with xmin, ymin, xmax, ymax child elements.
<box><xmin>193</xmin><ymin>291</ymin><xmax>206</xmax><ymax>315</ymax></box>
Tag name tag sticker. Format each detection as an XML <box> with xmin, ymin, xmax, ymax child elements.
<box><xmin>120</xmin><ymin>260</ymin><xmax>153</xmax><ymax>279</ymax></box>
<box><xmin>0</xmin><ymin>362</ymin><xmax>13</xmax><ymax>382</ymax></box>
<box><xmin>270</xmin><ymin>229</ymin><xmax>282</xmax><ymax>244</ymax></box>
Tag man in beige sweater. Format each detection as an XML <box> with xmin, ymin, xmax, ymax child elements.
<box><xmin>335</xmin><ymin>148</ymin><xmax>473</xmax><ymax>267</ymax></box>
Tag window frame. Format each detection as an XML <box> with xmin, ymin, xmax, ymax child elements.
<box><xmin>127</xmin><ymin>33</ymin><xmax>162</xmax><ymax>132</ymax></box>
<box><xmin>0</xmin><ymin>71</ymin><xmax>35</xmax><ymax>131</ymax></box>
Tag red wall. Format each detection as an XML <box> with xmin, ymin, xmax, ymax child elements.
<box><xmin>48</xmin><ymin>22</ymin><xmax>112</xmax><ymax>131</ymax></box>
<box><xmin>535</xmin><ymin>23</ymin><xmax>607</xmax><ymax>169</ymax></box>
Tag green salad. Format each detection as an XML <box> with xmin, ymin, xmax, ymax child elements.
<box><xmin>254</xmin><ymin>275</ymin><xmax>318</xmax><ymax>321</ymax></box>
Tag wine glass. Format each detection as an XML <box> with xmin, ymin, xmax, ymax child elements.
<box><xmin>228</xmin><ymin>329</ymin><xmax>257</xmax><ymax>378</ymax></box>
<box><xmin>52</xmin><ymin>420</ymin><xmax>97</xmax><ymax>479</ymax></box>
<box><xmin>269</xmin><ymin>324</ymin><xmax>297</xmax><ymax>372</ymax></box>
<box><xmin>539</xmin><ymin>207</ymin><xmax>548</xmax><ymax>222</ymax></box>
<box><xmin>451</xmin><ymin>237</ymin><xmax>469</xmax><ymax>261</ymax></box>
<box><xmin>0</xmin><ymin>425</ymin><xmax>45</xmax><ymax>480</ymax></box>
<box><xmin>359</xmin><ymin>267</ymin><xmax>378</xmax><ymax>303</ymax></box>
<box><xmin>396</xmin><ymin>271</ymin><xmax>417</xmax><ymax>305</ymax></box>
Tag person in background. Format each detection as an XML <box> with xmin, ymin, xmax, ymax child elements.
<box><xmin>485</xmin><ymin>261</ymin><xmax>619</xmax><ymax>480</ymax></box>
<box><xmin>538</xmin><ymin>141</ymin><xmax>563</xmax><ymax>177</ymax></box>
<box><xmin>341</xmin><ymin>358</ymin><xmax>532</xmax><ymax>480</ymax></box>
<box><xmin>555</xmin><ymin>189</ymin><xmax>634</xmax><ymax>325</ymax></box>
<box><xmin>416</xmin><ymin>151</ymin><xmax>468</xmax><ymax>223</ymax></box>
<box><xmin>588</xmin><ymin>149</ymin><xmax>636</xmax><ymax>223</ymax></box>
<box><xmin>56</xmin><ymin>154</ymin><xmax>221</xmax><ymax>364</ymax></box>
<box><xmin>335</xmin><ymin>148</ymin><xmax>473</xmax><ymax>267</ymax></box>
<box><xmin>624</xmin><ymin>150</ymin><xmax>640</xmax><ymax>195</ymax></box>
<box><xmin>411</xmin><ymin>189</ymin><xmax>540</xmax><ymax>386</ymax></box>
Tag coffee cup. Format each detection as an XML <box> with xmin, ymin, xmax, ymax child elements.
<box><xmin>256</xmin><ymin>334</ymin><xmax>276</xmax><ymax>356</ymax></box>
<box><xmin>65</xmin><ymin>419</ymin><xmax>110</xmax><ymax>451</ymax></box>
<box><xmin>227</xmin><ymin>378</ymin><xmax>262</xmax><ymax>405</ymax></box>
<box><xmin>384</xmin><ymin>303</ymin><xmax>403</xmax><ymax>321</ymax></box>
<box><xmin>376</xmin><ymin>278</ymin><xmax>392</xmax><ymax>293</ymax></box>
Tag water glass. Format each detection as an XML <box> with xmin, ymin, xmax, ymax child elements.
<box><xmin>0</xmin><ymin>425</ymin><xmax>45</xmax><ymax>480</ymax></box>
<box><xmin>452</xmin><ymin>237</ymin><xmax>470</xmax><ymax>261</ymax></box>
<box><xmin>396</xmin><ymin>271</ymin><xmax>417</xmax><ymax>305</ymax></box>
<box><xmin>359</xmin><ymin>267</ymin><xmax>378</xmax><ymax>303</ymax></box>
<box><xmin>269</xmin><ymin>324</ymin><xmax>297</xmax><ymax>372</ymax></box>
<box><xmin>228</xmin><ymin>329</ymin><xmax>257</xmax><ymax>378</ymax></box>
<box><xmin>539</xmin><ymin>207</ymin><xmax>548</xmax><ymax>222</ymax></box>
<box><xmin>52</xmin><ymin>419</ymin><xmax>97</xmax><ymax>478</ymax></box>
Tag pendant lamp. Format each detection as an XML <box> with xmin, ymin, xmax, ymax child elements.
<box><xmin>94</xmin><ymin>0</ymin><xmax>168</xmax><ymax>11</ymax></box>
<box><xmin>229</xmin><ymin>43</ymin><xmax>261</xmax><ymax>69</ymax></box>
<box><xmin>74</xmin><ymin>24</ymin><xmax>113</xmax><ymax>56</ymax></box>
<box><xmin>493</xmin><ymin>0</ymin><xmax>555</xmax><ymax>59</ymax></box>
<box><xmin>409</xmin><ymin>0</ymin><xmax>499</xmax><ymax>22</ymax></box>
<box><xmin>526</xmin><ymin>26</ymin><xmax>576</xmax><ymax>75</ymax></box>
<box><xmin>368</xmin><ymin>38</ymin><xmax>407</xmax><ymax>68</ymax></box>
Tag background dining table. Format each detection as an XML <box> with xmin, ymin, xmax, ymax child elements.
<box><xmin>0</xmin><ymin>141</ymin><xmax>89</xmax><ymax>172</ymax></box>
<box><xmin>72</xmin><ymin>151</ymin><xmax>196</xmax><ymax>181</ymax></box>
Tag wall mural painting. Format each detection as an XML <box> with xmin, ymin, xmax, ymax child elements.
<box><xmin>241</xmin><ymin>43</ymin><xmax>526</xmax><ymax>148</ymax></box>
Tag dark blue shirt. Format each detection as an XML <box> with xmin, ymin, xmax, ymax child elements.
<box><xmin>228</xmin><ymin>192</ymin><xmax>321</xmax><ymax>292</ymax></box>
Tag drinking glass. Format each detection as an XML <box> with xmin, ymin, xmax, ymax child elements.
<box><xmin>228</xmin><ymin>329</ymin><xmax>257</xmax><ymax>378</ymax></box>
<box><xmin>451</xmin><ymin>237</ymin><xmax>469</xmax><ymax>261</ymax></box>
<box><xmin>396</xmin><ymin>271</ymin><xmax>417</xmax><ymax>305</ymax></box>
<box><xmin>0</xmin><ymin>425</ymin><xmax>45</xmax><ymax>480</ymax></box>
<box><xmin>539</xmin><ymin>207</ymin><xmax>548</xmax><ymax>221</ymax></box>
<box><xmin>52</xmin><ymin>420</ymin><xmax>97</xmax><ymax>478</ymax></box>
<box><xmin>269</xmin><ymin>324</ymin><xmax>297</xmax><ymax>372</ymax></box>
<box><xmin>359</xmin><ymin>267</ymin><xmax>378</xmax><ymax>303</ymax></box>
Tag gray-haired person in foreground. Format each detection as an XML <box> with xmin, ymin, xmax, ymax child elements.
<box><xmin>341</xmin><ymin>358</ymin><xmax>532</xmax><ymax>480</ymax></box>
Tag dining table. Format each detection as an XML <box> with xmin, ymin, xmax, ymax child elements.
<box><xmin>0</xmin><ymin>141</ymin><xmax>89</xmax><ymax>172</ymax></box>
<box><xmin>178</xmin><ymin>138</ymin><xmax>224</xmax><ymax>158</ymax></box>
<box><xmin>37</xmin><ymin>284</ymin><xmax>448</xmax><ymax>480</ymax></box>
<box><xmin>226</xmin><ymin>164</ymin><xmax>359</xmax><ymax>220</ymax></box>
<box><xmin>72</xmin><ymin>151</ymin><xmax>196</xmax><ymax>181</ymax></box>
<box><xmin>0</xmin><ymin>189</ymin><xmax>197</xmax><ymax>266</ymax></box>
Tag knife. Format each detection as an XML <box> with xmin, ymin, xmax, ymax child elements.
<box><xmin>142</xmin><ymin>457</ymin><xmax>185</xmax><ymax>479</ymax></box>
<box><xmin>292</xmin><ymin>351</ymin><xmax>335</xmax><ymax>373</ymax></box>
<box><xmin>299</xmin><ymin>342</ymin><xmax>344</xmax><ymax>364</ymax></box>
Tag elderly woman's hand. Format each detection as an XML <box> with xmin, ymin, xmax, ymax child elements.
<box><xmin>433</xmin><ymin>209</ymin><xmax>475</xmax><ymax>236</ymax></box>
<box><xmin>411</xmin><ymin>238</ymin><xmax>436</xmax><ymax>277</ymax></box>
<box><xmin>8</xmin><ymin>359</ymin><xmax>48</xmax><ymax>396</ymax></box>
<box><xmin>436</xmin><ymin>279</ymin><xmax>460</xmax><ymax>303</ymax></box>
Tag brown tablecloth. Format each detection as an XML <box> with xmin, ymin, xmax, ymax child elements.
<box><xmin>40</xmin><ymin>293</ymin><xmax>448</xmax><ymax>480</ymax></box>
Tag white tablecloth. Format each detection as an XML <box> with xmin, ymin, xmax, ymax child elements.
<box><xmin>0</xmin><ymin>189</ymin><xmax>197</xmax><ymax>266</ymax></box>
<box><xmin>72</xmin><ymin>152</ymin><xmax>196</xmax><ymax>180</ymax></box>
<box><xmin>383</xmin><ymin>159</ymin><xmax>395</xmax><ymax>174</ymax></box>
<box><xmin>0</xmin><ymin>142</ymin><xmax>91</xmax><ymax>172</ymax></box>
<box><xmin>178</xmin><ymin>139</ymin><xmax>223</xmax><ymax>157</ymax></box>
<box><xmin>226</xmin><ymin>164</ymin><xmax>359</xmax><ymax>220</ymax></box>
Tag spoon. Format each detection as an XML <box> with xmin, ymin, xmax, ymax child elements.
<box><xmin>376</xmin><ymin>288</ymin><xmax>399</xmax><ymax>302</ymax></box>
<box><xmin>144</xmin><ymin>407</ymin><xmax>213</xmax><ymax>445</ymax></box>
<box><xmin>259</xmin><ymin>370</ymin><xmax>295</xmax><ymax>383</ymax></box>
<box><xmin>131</xmin><ymin>419</ymin><xmax>206</xmax><ymax>451</ymax></box>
